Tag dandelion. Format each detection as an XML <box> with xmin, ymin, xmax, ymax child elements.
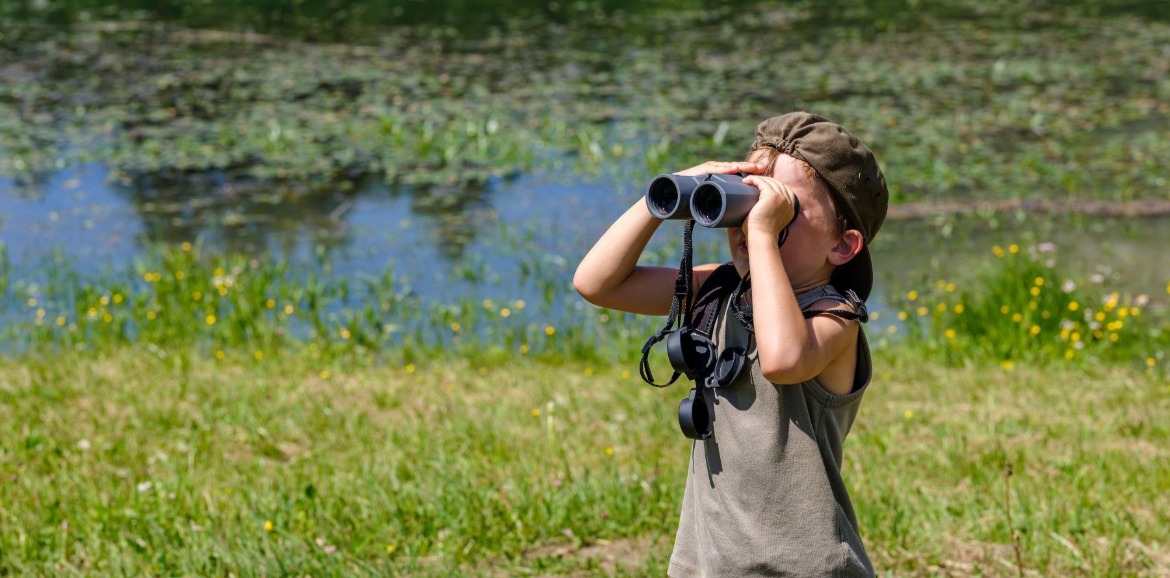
<box><xmin>181</xmin><ymin>242</ymin><xmax>193</xmax><ymax>252</ymax></box>
<box><xmin>621</xmin><ymin>370</ymin><xmax>631</xmax><ymax>379</ymax></box>
<box><xmin>26</xmin><ymin>298</ymin><xmax>37</xmax><ymax>307</ymax></box>
<box><xmin>519</xmin><ymin>343</ymin><xmax>529</xmax><ymax>354</ymax></box>
<box><xmin>406</xmin><ymin>363</ymin><xmax>416</xmax><ymax>374</ymax></box>
<box><xmin>1109</xmin><ymin>333</ymin><xmax>1119</xmax><ymax>342</ymax></box>
<box><xmin>450</xmin><ymin>322</ymin><xmax>461</xmax><ymax>332</ymax></box>
<box><xmin>320</xmin><ymin>370</ymin><xmax>331</xmax><ymax>379</ymax></box>
<box><xmin>283</xmin><ymin>305</ymin><xmax>295</xmax><ymax>315</ymax></box>
<box><xmin>1008</xmin><ymin>244</ymin><xmax>1019</xmax><ymax>254</ymax></box>
<box><xmin>1029</xmin><ymin>325</ymin><xmax>1041</xmax><ymax>336</ymax></box>
<box><xmin>254</xmin><ymin>351</ymin><xmax>264</xmax><ymax>361</ymax></box>
<box><xmin>887</xmin><ymin>325</ymin><xmax>898</xmax><ymax>334</ymax></box>
<box><xmin>897</xmin><ymin>311</ymin><xmax>908</xmax><ymax>320</ymax></box>
<box><xmin>264</xmin><ymin>520</ymin><xmax>273</xmax><ymax>532</ymax></box>
<box><xmin>992</xmin><ymin>245</ymin><xmax>1005</xmax><ymax>258</ymax></box>
<box><xmin>103</xmin><ymin>313</ymin><xmax>113</xmax><ymax>323</ymax></box>
<box><xmin>215</xmin><ymin>350</ymin><xmax>225</xmax><ymax>360</ymax></box>
<box><xmin>916</xmin><ymin>307</ymin><xmax>928</xmax><ymax>317</ymax></box>
<box><xmin>206</xmin><ymin>315</ymin><xmax>216</xmax><ymax>325</ymax></box>
<box><xmin>386</xmin><ymin>544</ymin><xmax>396</xmax><ymax>554</ymax></box>
<box><xmin>545</xmin><ymin>325</ymin><xmax>556</xmax><ymax>336</ymax></box>
<box><xmin>340</xmin><ymin>329</ymin><xmax>351</xmax><ymax>340</ymax></box>
<box><xmin>175</xmin><ymin>271</ymin><xmax>185</xmax><ymax>280</ymax></box>
<box><xmin>500</xmin><ymin>308</ymin><xmax>511</xmax><ymax>318</ymax></box>
<box><xmin>605</xmin><ymin>447</ymin><xmax>615</xmax><ymax>456</ymax></box>
<box><xmin>935</xmin><ymin>302</ymin><xmax>947</xmax><ymax>313</ymax></box>
<box><xmin>56</xmin><ymin>316</ymin><xmax>66</xmax><ymax>327</ymax></box>
<box><xmin>513</xmin><ymin>299</ymin><xmax>526</xmax><ymax>310</ymax></box>
<box><xmin>1042</xmin><ymin>311</ymin><xmax>1051</xmax><ymax>319</ymax></box>
<box><xmin>265</xmin><ymin>298</ymin><xmax>276</xmax><ymax>309</ymax></box>
<box><xmin>1068</xmin><ymin>301</ymin><xmax>1080</xmax><ymax>312</ymax></box>
<box><xmin>1071</xmin><ymin>332</ymin><xmax>1081</xmax><ymax>342</ymax></box>
<box><xmin>100</xmin><ymin>295</ymin><xmax>110</xmax><ymax>306</ymax></box>
<box><xmin>1000</xmin><ymin>305</ymin><xmax>1010</xmax><ymax>315</ymax></box>
<box><xmin>907</xmin><ymin>290</ymin><xmax>919</xmax><ymax>301</ymax></box>
<box><xmin>946</xmin><ymin>283</ymin><xmax>955</xmax><ymax>293</ymax></box>
<box><xmin>1094</xmin><ymin>312</ymin><xmax>1106</xmax><ymax>322</ymax></box>
<box><xmin>482</xmin><ymin>299</ymin><xmax>494</xmax><ymax>310</ymax></box>
<box><xmin>531</xmin><ymin>408</ymin><xmax>541</xmax><ymax>417</ymax></box>
<box><xmin>1000</xmin><ymin>360</ymin><xmax>1015</xmax><ymax>370</ymax></box>
<box><xmin>944</xmin><ymin>329</ymin><xmax>956</xmax><ymax>340</ymax></box>
<box><xmin>1012</xmin><ymin>313</ymin><xmax>1023</xmax><ymax>323</ymax></box>
<box><xmin>1148</xmin><ymin>358</ymin><xmax>1157</xmax><ymax>367</ymax></box>
<box><xmin>903</xmin><ymin>410</ymin><xmax>913</xmax><ymax>419</ymax></box>
<box><xmin>1129</xmin><ymin>307</ymin><xmax>1139</xmax><ymax>317</ymax></box>
<box><xmin>146</xmin><ymin>311</ymin><xmax>157</xmax><ymax>320</ymax></box>
<box><xmin>113</xmin><ymin>294</ymin><xmax>123</xmax><ymax>304</ymax></box>
<box><xmin>1030</xmin><ymin>287</ymin><xmax>1041</xmax><ymax>297</ymax></box>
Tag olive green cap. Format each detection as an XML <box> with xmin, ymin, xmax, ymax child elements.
<box><xmin>751</xmin><ymin>112</ymin><xmax>889</xmax><ymax>301</ymax></box>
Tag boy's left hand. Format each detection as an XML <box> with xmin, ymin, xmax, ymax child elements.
<box><xmin>741</xmin><ymin>175</ymin><xmax>799</xmax><ymax>239</ymax></box>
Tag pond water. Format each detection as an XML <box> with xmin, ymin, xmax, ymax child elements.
<box><xmin>2</xmin><ymin>0</ymin><xmax>1169</xmax><ymax>325</ymax></box>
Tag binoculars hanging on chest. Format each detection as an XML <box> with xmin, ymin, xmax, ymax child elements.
<box><xmin>645</xmin><ymin>173</ymin><xmax>758</xmax><ymax>228</ymax></box>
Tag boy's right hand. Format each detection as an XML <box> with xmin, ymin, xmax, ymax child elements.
<box><xmin>673</xmin><ymin>160</ymin><xmax>767</xmax><ymax>177</ymax></box>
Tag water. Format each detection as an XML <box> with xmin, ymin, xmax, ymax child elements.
<box><xmin>2</xmin><ymin>0</ymin><xmax>1169</xmax><ymax>325</ymax></box>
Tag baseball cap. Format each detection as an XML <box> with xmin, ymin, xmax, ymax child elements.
<box><xmin>750</xmin><ymin>112</ymin><xmax>888</xmax><ymax>301</ymax></box>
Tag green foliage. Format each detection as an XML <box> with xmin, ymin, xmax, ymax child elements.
<box><xmin>891</xmin><ymin>243</ymin><xmax>1168</xmax><ymax>373</ymax></box>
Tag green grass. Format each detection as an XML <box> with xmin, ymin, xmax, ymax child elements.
<box><xmin>0</xmin><ymin>347</ymin><xmax>1167</xmax><ymax>576</ymax></box>
<box><xmin>0</xmin><ymin>243</ymin><xmax>1167</xmax><ymax>575</ymax></box>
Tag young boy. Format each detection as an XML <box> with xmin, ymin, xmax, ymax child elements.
<box><xmin>573</xmin><ymin>112</ymin><xmax>888</xmax><ymax>577</ymax></box>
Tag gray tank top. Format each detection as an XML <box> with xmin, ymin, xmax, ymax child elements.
<box><xmin>668</xmin><ymin>284</ymin><xmax>874</xmax><ymax>578</ymax></box>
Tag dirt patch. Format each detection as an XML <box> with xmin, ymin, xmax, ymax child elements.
<box><xmin>520</xmin><ymin>535</ymin><xmax>660</xmax><ymax>577</ymax></box>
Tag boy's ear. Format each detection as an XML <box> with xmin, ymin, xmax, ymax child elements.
<box><xmin>828</xmin><ymin>229</ymin><xmax>864</xmax><ymax>266</ymax></box>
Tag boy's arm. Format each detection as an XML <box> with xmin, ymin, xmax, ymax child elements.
<box><xmin>574</xmin><ymin>160</ymin><xmax>764</xmax><ymax>315</ymax></box>
<box><xmin>573</xmin><ymin>199</ymin><xmax>720</xmax><ymax>315</ymax></box>
<box><xmin>747</xmin><ymin>234</ymin><xmax>859</xmax><ymax>391</ymax></box>
<box><xmin>742</xmin><ymin>176</ymin><xmax>860</xmax><ymax>393</ymax></box>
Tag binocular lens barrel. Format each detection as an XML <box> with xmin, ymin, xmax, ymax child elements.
<box><xmin>646</xmin><ymin>174</ymin><xmax>704</xmax><ymax>220</ymax></box>
<box><xmin>690</xmin><ymin>174</ymin><xmax>759</xmax><ymax>228</ymax></box>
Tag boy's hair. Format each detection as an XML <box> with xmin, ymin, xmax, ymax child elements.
<box><xmin>749</xmin><ymin>112</ymin><xmax>888</xmax><ymax>300</ymax></box>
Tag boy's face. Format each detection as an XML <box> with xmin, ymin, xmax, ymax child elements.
<box><xmin>726</xmin><ymin>153</ymin><xmax>849</xmax><ymax>288</ymax></box>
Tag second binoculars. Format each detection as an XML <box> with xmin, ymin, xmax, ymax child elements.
<box><xmin>645</xmin><ymin>173</ymin><xmax>758</xmax><ymax>228</ymax></box>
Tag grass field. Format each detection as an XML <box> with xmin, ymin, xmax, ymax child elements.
<box><xmin>1</xmin><ymin>344</ymin><xmax>1167</xmax><ymax>577</ymax></box>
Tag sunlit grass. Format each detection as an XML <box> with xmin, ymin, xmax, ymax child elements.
<box><xmin>888</xmin><ymin>242</ymin><xmax>1168</xmax><ymax>375</ymax></box>
<box><xmin>1</xmin><ymin>346</ymin><xmax>1166</xmax><ymax>576</ymax></box>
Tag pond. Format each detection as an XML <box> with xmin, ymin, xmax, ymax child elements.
<box><xmin>2</xmin><ymin>0</ymin><xmax>1169</xmax><ymax>331</ymax></box>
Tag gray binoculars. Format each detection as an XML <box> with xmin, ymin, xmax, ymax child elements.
<box><xmin>645</xmin><ymin>173</ymin><xmax>758</xmax><ymax>228</ymax></box>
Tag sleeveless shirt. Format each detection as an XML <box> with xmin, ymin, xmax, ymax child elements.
<box><xmin>667</xmin><ymin>283</ymin><xmax>875</xmax><ymax>578</ymax></box>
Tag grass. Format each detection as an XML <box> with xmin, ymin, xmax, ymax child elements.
<box><xmin>0</xmin><ymin>242</ymin><xmax>1166</xmax><ymax>575</ymax></box>
<box><xmin>0</xmin><ymin>346</ymin><xmax>1167</xmax><ymax>576</ymax></box>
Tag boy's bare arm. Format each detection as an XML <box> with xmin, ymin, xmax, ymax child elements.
<box><xmin>747</xmin><ymin>231</ymin><xmax>859</xmax><ymax>389</ymax></box>
<box><xmin>573</xmin><ymin>200</ymin><xmax>721</xmax><ymax>315</ymax></box>
<box><xmin>741</xmin><ymin>175</ymin><xmax>859</xmax><ymax>390</ymax></box>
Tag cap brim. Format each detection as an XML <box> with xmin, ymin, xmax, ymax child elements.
<box><xmin>830</xmin><ymin>244</ymin><xmax>874</xmax><ymax>302</ymax></box>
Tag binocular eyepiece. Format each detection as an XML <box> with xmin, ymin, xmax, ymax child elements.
<box><xmin>646</xmin><ymin>173</ymin><xmax>759</xmax><ymax>228</ymax></box>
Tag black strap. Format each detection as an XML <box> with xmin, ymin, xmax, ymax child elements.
<box><xmin>639</xmin><ymin>219</ymin><xmax>697</xmax><ymax>388</ymax></box>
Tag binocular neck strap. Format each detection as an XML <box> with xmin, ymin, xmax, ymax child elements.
<box><xmin>799</xmin><ymin>287</ymin><xmax>870</xmax><ymax>323</ymax></box>
<box><xmin>639</xmin><ymin>219</ymin><xmax>697</xmax><ymax>388</ymax></box>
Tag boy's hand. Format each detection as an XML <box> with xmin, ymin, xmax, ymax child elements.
<box><xmin>673</xmin><ymin>160</ymin><xmax>766</xmax><ymax>177</ymax></box>
<box><xmin>741</xmin><ymin>175</ymin><xmax>799</xmax><ymax>239</ymax></box>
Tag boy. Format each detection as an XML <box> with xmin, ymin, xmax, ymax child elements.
<box><xmin>573</xmin><ymin>112</ymin><xmax>888</xmax><ymax>577</ymax></box>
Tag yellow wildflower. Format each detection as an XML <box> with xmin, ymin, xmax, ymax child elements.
<box><xmin>1068</xmin><ymin>302</ymin><xmax>1079</xmax><ymax>312</ymax></box>
<box><xmin>205</xmin><ymin>315</ymin><xmax>216</xmax><ymax>325</ymax></box>
<box><xmin>181</xmin><ymin>241</ymin><xmax>192</xmax><ymax>252</ymax></box>
<box><xmin>907</xmin><ymin>290</ymin><xmax>919</xmax><ymax>301</ymax></box>
<box><xmin>545</xmin><ymin>325</ymin><xmax>556</xmax><ymax>336</ymax></box>
<box><xmin>944</xmin><ymin>329</ymin><xmax>956</xmax><ymax>340</ymax></box>
<box><xmin>1008</xmin><ymin>244</ymin><xmax>1019</xmax><ymax>254</ymax></box>
<box><xmin>992</xmin><ymin>246</ymin><xmax>1005</xmax><ymax>258</ymax></box>
<box><xmin>264</xmin><ymin>520</ymin><xmax>273</xmax><ymax>532</ymax></box>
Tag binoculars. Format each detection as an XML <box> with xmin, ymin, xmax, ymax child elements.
<box><xmin>646</xmin><ymin>173</ymin><xmax>759</xmax><ymax>228</ymax></box>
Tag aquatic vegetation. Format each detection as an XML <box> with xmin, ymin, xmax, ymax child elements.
<box><xmin>2</xmin><ymin>1</ymin><xmax>1169</xmax><ymax>206</ymax></box>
